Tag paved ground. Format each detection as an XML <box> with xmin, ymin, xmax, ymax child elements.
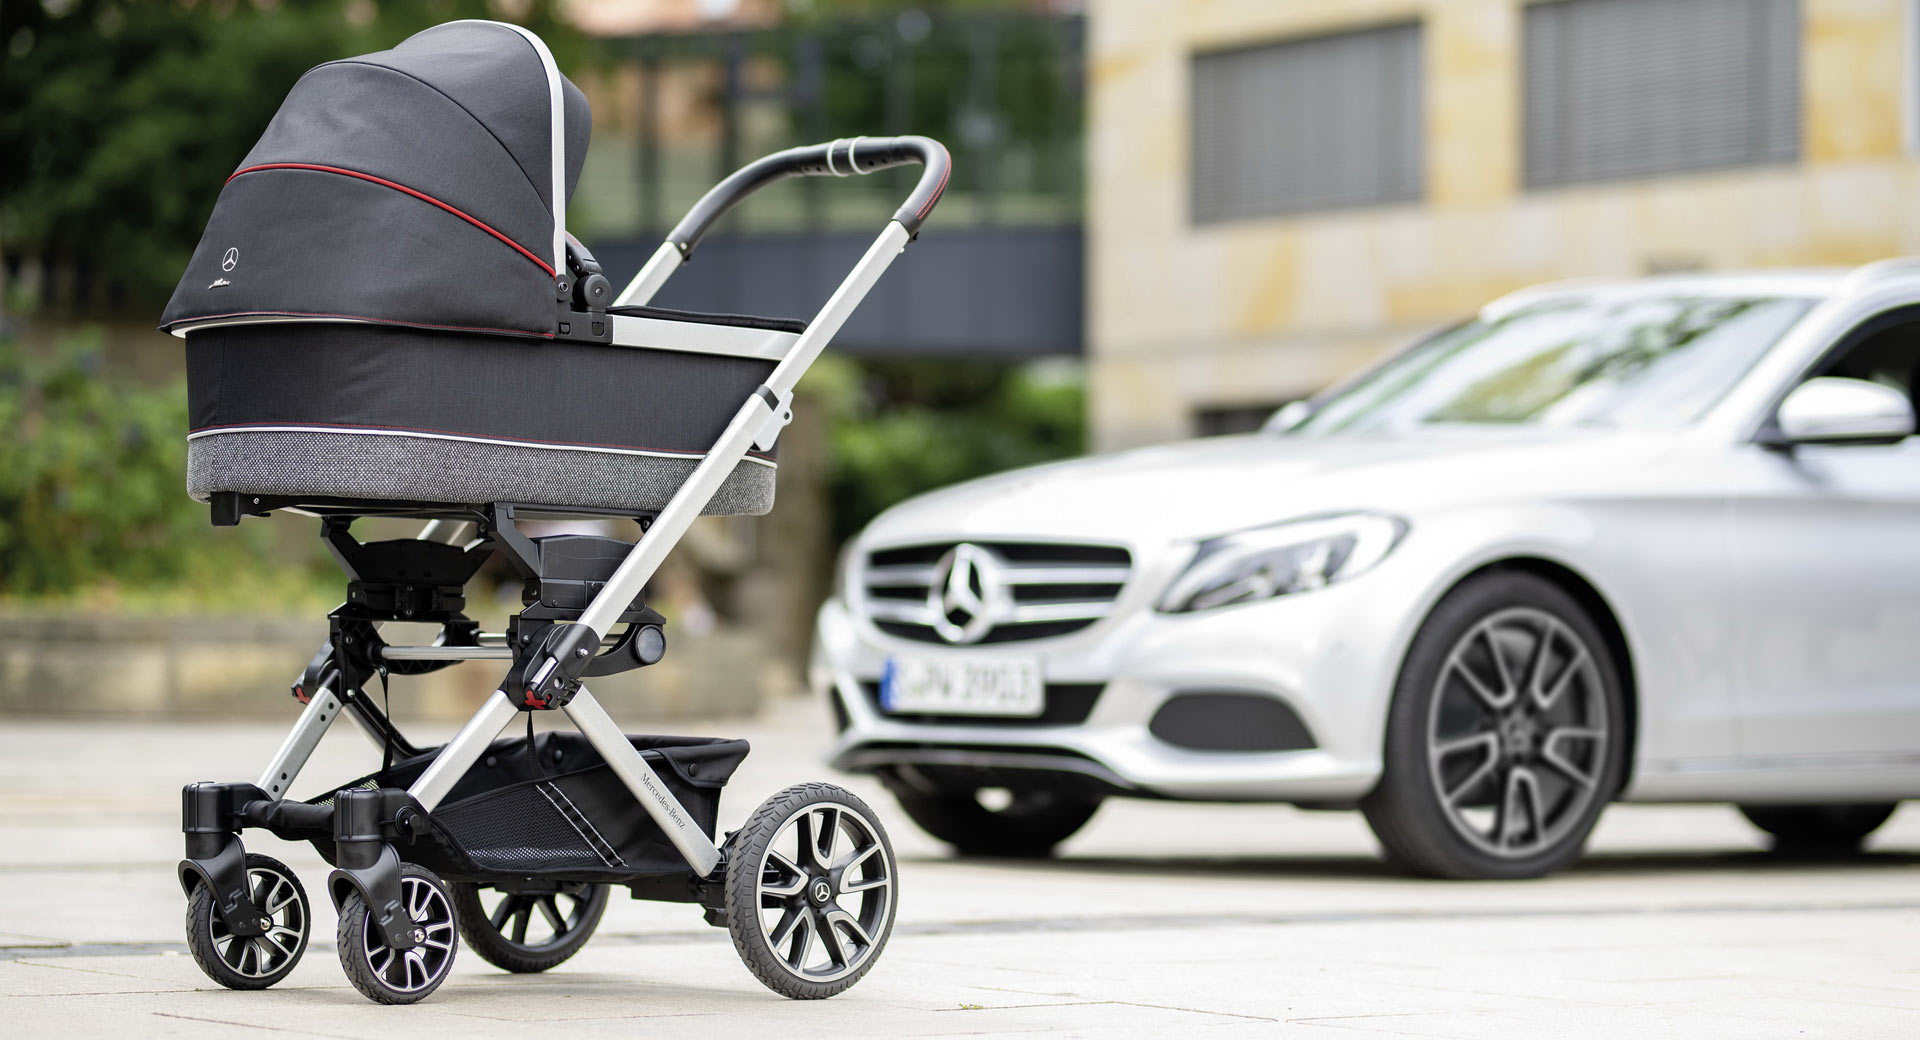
<box><xmin>3</xmin><ymin>695</ymin><xmax>1917</xmax><ymax>1038</ymax></box>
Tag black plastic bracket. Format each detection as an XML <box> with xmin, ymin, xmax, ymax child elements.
<box><xmin>326</xmin><ymin>787</ymin><xmax>426</xmax><ymax>951</ymax></box>
<box><xmin>179</xmin><ymin>781</ymin><xmax>270</xmax><ymax>937</ymax></box>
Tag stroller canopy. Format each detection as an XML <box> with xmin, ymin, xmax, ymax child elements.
<box><xmin>162</xmin><ymin>21</ymin><xmax>590</xmax><ymax>338</ymax></box>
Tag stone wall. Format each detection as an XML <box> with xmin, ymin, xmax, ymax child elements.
<box><xmin>0</xmin><ymin>612</ymin><xmax>781</xmax><ymax>721</ymax></box>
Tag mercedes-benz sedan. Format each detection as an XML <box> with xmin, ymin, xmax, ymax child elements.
<box><xmin>813</xmin><ymin>264</ymin><xmax>1920</xmax><ymax>878</ymax></box>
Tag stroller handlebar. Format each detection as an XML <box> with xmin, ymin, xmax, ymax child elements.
<box><xmin>666</xmin><ymin>135</ymin><xmax>950</xmax><ymax>258</ymax></box>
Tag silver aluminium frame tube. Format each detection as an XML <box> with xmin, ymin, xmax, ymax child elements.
<box><xmin>257</xmin><ymin>684</ymin><xmax>342</xmax><ymax>799</ymax></box>
<box><xmin>408</xmin><ymin>690</ymin><xmax>520</xmax><ymax>811</ymax></box>
<box><xmin>563</xmin><ymin>688</ymin><xmax>721</xmax><ymax>875</ymax></box>
<box><xmin>613</xmin><ymin>241</ymin><xmax>684</xmax><ymax>307</ymax></box>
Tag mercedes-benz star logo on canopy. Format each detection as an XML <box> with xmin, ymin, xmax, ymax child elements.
<box><xmin>929</xmin><ymin>543</ymin><xmax>1011</xmax><ymax>644</ymax></box>
<box><xmin>221</xmin><ymin>247</ymin><xmax>239</xmax><ymax>272</ymax></box>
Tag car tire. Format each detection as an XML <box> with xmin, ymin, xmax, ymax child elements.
<box><xmin>1738</xmin><ymin>803</ymin><xmax>1897</xmax><ymax>852</ymax></box>
<box><xmin>1363</xmin><ymin>571</ymin><xmax>1627</xmax><ymax>879</ymax></box>
<box><xmin>889</xmin><ymin>785</ymin><xmax>1101</xmax><ymax>857</ymax></box>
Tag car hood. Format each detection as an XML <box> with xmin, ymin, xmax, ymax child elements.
<box><xmin>862</xmin><ymin>429</ymin><xmax>1695</xmax><ymax>546</ymax></box>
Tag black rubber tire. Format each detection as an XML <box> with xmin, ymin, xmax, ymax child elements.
<box><xmin>184</xmin><ymin>853</ymin><xmax>309</xmax><ymax>990</ymax></box>
<box><xmin>1362</xmin><ymin>571</ymin><xmax>1628</xmax><ymax>880</ymax></box>
<box><xmin>1739</xmin><ymin>803</ymin><xmax>1898</xmax><ymax>852</ymax></box>
<box><xmin>337</xmin><ymin>863</ymin><xmax>459</xmax><ymax>1005</ymax></box>
<box><xmin>890</xmin><ymin>785</ymin><xmax>1101</xmax><ymax>858</ymax></box>
<box><xmin>451</xmin><ymin>882</ymin><xmax>607</xmax><ymax>974</ymax></box>
<box><xmin>725</xmin><ymin>782</ymin><xmax>898</xmax><ymax>1000</ymax></box>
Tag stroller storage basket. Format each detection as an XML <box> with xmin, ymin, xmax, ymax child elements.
<box><xmin>313</xmin><ymin>732</ymin><xmax>750</xmax><ymax>884</ymax></box>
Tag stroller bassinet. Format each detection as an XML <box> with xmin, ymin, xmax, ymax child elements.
<box><xmin>165</xmin><ymin>18</ymin><xmax>948</xmax><ymax>1007</ymax></box>
<box><xmin>160</xmin><ymin>20</ymin><xmax>792</xmax><ymax>516</ymax></box>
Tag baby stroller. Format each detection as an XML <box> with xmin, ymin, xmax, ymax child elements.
<box><xmin>160</xmin><ymin>21</ymin><xmax>946</xmax><ymax>1004</ymax></box>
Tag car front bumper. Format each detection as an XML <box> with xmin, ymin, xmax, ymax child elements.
<box><xmin>812</xmin><ymin>574</ymin><xmax>1413</xmax><ymax>804</ymax></box>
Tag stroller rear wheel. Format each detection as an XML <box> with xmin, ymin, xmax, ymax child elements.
<box><xmin>452</xmin><ymin>881</ymin><xmax>608</xmax><ymax>973</ymax></box>
<box><xmin>184</xmin><ymin>853</ymin><xmax>310</xmax><ymax>990</ymax></box>
<box><xmin>725</xmin><ymin>783</ymin><xmax>898</xmax><ymax>999</ymax></box>
<box><xmin>337</xmin><ymin>863</ymin><xmax>459</xmax><ymax>1004</ymax></box>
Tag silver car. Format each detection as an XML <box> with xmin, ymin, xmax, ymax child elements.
<box><xmin>812</xmin><ymin>264</ymin><xmax>1920</xmax><ymax>878</ymax></box>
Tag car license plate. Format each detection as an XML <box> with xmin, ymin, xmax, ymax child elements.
<box><xmin>880</xmin><ymin>656</ymin><xmax>1044</xmax><ymax>717</ymax></box>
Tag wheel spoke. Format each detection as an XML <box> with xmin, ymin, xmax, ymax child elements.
<box><xmin>833</xmin><ymin>840</ymin><xmax>881</xmax><ymax>875</ymax></box>
<box><xmin>1448</xmin><ymin>650</ymin><xmax>1510</xmax><ymax>711</ymax></box>
<box><xmin>537</xmin><ymin>895</ymin><xmax>565</xmax><ymax>934</ymax></box>
<box><xmin>784</xmin><ymin>911</ymin><xmax>817</xmax><ymax>970</ymax></box>
<box><xmin>490</xmin><ymin>894</ymin><xmax>518</xmax><ymax>931</ymax></box>
<box><xmin>823</xmin><ymin>908</ymin><xmax>873</xmax><ymax>953</ymax></box>
<box><xmin>817</xmin><ymin>911</ymin><xmax>852</xmax><ymax>968</ymax></box>
<box><xmin>1495</xmin><ymin>769</ymin><xmax>1525</xmax><ymax>848</ymax></box>
<box><xmin>761</xmin><ymin>850</ymin><xmax>807</xmax><ymax>897</ymax></box>
<box><xmin>1439</xmin><ymin>733</ymin><xmax>1501</xmax><ymax>806</ymax></box>
<box><xmin>1480</xmin><ymin>625</ymin><xmax>1517</xmax><ymax>700</ymax></box>
<box><xmin>841</xmin><ymin>873</ymin><xmax>891</xmax><ymax>894</ymax></box>
<box><xmin>1534</xmin><ymin>647</ymin><xmax>1588</xmax><ymax>713</ymax></box>
<box><xmin>1541</xmin><ymin>727</ymin><xmax>1605</xmax><ymax>790</ymax></box>
<box><xmin>805</xmin><ymin>806</ymin><xmax>841</xmax><ymax>869</ymax></box>
<box><xmin>511</xmin><ymin>904</ymin><xmax>532</xmax><ymax>944</ymax></box>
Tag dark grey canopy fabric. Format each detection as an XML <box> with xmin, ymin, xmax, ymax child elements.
<box><xmin>161</xmin><ymin>21</ymin><xmax>590</xmax><ymax>338</ymax></box>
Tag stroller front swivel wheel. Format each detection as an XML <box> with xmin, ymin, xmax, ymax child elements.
<box><xmin>185</xmin><ymin>853</ymin><xmax>310</xmax><ymax>990</ymax></box>
<box><xmin>725</xmin><ymin>783</ymin><xmax>898</xmax><ymax>999</ymax></box>
<box><xmin>452</xmin><ymin>881</ymin><xmax>608</xmax><ymax>973</ymax></box>
<box><xmin>337</xmin><ymin>863</ymin><xmax>459</xmax><ymax>1004</ymax></box>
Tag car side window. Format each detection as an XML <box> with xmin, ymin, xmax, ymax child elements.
<box><xmin>1812</xmin><ymin>314</ymin><xmax>1920</xmax><ymax>436</ymax></box>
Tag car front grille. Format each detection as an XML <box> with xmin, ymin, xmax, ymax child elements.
<box><xmin>858</xmin><ymin>540</ymin><xmax>1132</xmax><ymax>645</ymax></box>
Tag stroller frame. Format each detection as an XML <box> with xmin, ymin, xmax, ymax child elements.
<box><xmin>175</xmin><ymin>39</ymin><xmax>949</xmax><ymax>998</ymax></box>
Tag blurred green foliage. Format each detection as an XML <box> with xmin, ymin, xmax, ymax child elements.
<box><xmin>819</xmin><ymin>358</ymin><xmax>1084</xmax><ymax>543</ymax></box>
<box><xmin>0</xmin><ymin>331</ymin><xmax>333</xmax><ymax>608</ymax></box>
<box><xmin>1</xmin><ymin>0</ymin><xmax>584</xmax><ymax>312</ymax></box>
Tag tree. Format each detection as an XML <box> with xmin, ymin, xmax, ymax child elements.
<box><xmin>1</xmin><ymin>0</ymin><xmax>583</xmax><ymax>315</ymax></box>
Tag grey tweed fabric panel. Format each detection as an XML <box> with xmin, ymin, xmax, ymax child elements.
<box><xmin>187</xmin><ymin>430</ymin><xmax>775</xmax><ymax>516</ymax></box>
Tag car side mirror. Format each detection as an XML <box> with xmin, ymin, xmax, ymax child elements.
<box><xmin>1263</xmin><ymin>400</ymin><xmax>1314</xmax><ymax>434</ymax></box>
<box><xmin>1764</xmin><ymin>376</ymin><xmax>1915</xmax><ymax>447</ymax></box>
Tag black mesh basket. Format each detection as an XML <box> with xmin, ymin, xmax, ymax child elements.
<box><xmin>311</xmin><ymin>731</ymin><xmax>750</xmax><ymax>884</ymax></box>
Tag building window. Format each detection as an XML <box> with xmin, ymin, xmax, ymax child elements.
<box><xmin>1190</xmin><ymin>23</ymin><xmax>1424</xmax><ymax>223</ymax></box>
<box><xmin>1524</xmin><ymin>0</ymin><xmax>1801</xmax><ymax>189</ymax></box>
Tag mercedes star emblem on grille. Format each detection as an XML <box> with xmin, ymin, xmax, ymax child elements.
<box><xmin>930</xmin><ymin>543</ymin><xmax>1010</xmax><ymax>644</ymax></box>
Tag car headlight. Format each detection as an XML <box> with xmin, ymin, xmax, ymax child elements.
<box><xmin>1157</xmin><ymin>513</ymin><xmax>1407</xmax><ymax>614</ymax></box>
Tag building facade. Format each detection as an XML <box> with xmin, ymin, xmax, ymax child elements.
<box><xmin>1086</xmin><ymin>0</ymin><xmax>1920</xmax><ymax>447</ymax></box>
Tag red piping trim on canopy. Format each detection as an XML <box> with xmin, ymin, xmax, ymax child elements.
<box><xmin>226</xmin><ymin>163</ymin><xmax>558</xmax><ymax>277</ymax></box>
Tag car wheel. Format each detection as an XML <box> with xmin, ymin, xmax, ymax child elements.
<box><xmin>1363</xmin><ymin>572</ymin><xmax>1626</xmax><ymax>879</ymax></box>
<box><xmin>1738</xmin><ymin>803</ymin><xmax>1897</xmax><ymax>852</ymax></box>
<box><xmin>889</xmin><ymin>784</ymin><xmax>1101</xmax><ymax>857</ymax></box>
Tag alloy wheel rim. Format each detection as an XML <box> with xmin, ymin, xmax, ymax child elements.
<box><xmin>755</xmin><ymin>803</ymin><xmax>893</xmax><ymax>983</ymax></box>
<box><xmin>1426</xmin><ymin>606</ymin><xmax>1609</xmax><ymax>859</ymax></box>
<box><xmin>362</xmin><ymin>876</ymin><xmax>456</xmax><ymax>993</ymax></box>
<box><xmin>209</xmin><ymin>864</ymin><xmax>305</xmax><ymax>978</ymax></box>
<box><xmin>481</xmin><ymin>883</ymin><xmax>597</xmax><ymax>951</ymax></box>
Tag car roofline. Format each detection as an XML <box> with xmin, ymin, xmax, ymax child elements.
<box><xmin>1478</xmin><ymin>268</ymin><xmax>1867</xmax><ymax>321</ymax></box>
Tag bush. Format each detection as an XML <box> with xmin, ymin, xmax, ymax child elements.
<box><xmin>0</xmin><ymin>333</ymin><xmax>330</xmax><ymax>608</ymax></box>
<box><xmin>822</xmin><ymin>358</ymin><xmax>1084</xmax><ymax>543</ymax></box>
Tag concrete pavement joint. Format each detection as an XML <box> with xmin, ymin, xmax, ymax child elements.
<box><xmin>934</xmin><ymin>1000</ymin><xmax>1279</xmax><ymax>1022</ymax></box>
<box><xmin>8</xmin><ymin>897</ymin><xmax>1919</xmax><ymax>961</ymax></box>
<box><xmin>151</xmin><ymin>1011</ymin><xmax>363</xmax><ymax>1039</ymax></box>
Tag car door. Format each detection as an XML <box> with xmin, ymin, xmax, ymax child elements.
<box><xmin>1729</xmin><ymin>309</ymin><xmax>1920</xmax><ymax>762</ymax></box>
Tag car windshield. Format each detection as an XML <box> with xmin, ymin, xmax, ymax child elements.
<box><xmin>1290</xmin><ymin>294</ymin><xmax>1816</xmax><ymax>435</ymax></box>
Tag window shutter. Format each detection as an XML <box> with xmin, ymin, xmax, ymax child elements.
<box><xmin>1524</xmin><ymin>0</ymin><xmax>1801</xmax><ymax>188</ymax></box>
<box><xmin>1191</xmin><ymin>23</ymin><xmax>1424</xmax><ymax>223</ymax></box>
